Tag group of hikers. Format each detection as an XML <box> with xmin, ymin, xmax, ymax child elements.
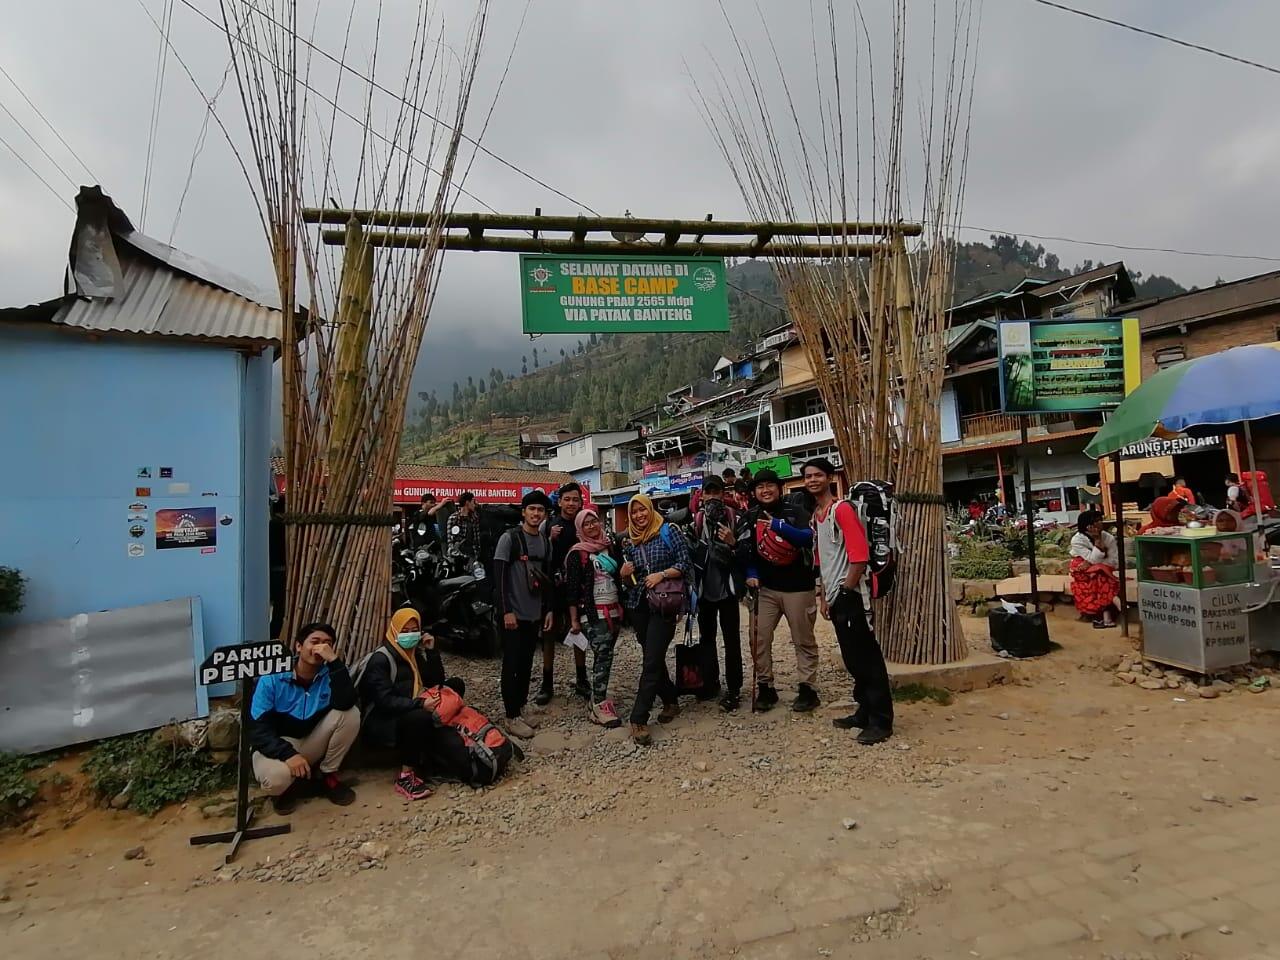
<box><xmin>248</xmin><ymin>458</ymin><xmax>894</xmax><ymax>813</ymax></box>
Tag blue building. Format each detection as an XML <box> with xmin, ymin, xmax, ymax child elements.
<box><xmin>0</xmin><ymin>187</ymin><xmax>280</xmax><ymax>732</ymax></box>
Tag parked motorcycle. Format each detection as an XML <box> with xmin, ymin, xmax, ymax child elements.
<box><xmin>391</xmin><ymin>523</ymin><xmax>499</xmax><ymax>657</ymax></box>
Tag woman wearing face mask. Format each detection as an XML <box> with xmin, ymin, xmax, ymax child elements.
<box><xmin>356</xmin><ymin>608</ymin><xmax>467</xmax><ymax>800</ymax></box>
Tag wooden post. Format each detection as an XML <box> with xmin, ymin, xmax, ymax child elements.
<box><xmin>1112</xmin><ymin>451</ymin><xmax>1130</xmax><ymax>638</ymax></box>
<box><xmin>330</xmin><ymin>218</ymin><xmax>373</xmax><ymax>467</ymax></box>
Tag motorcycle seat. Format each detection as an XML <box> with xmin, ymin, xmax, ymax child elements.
<box><xmin>439</xmin><ymin>575</ymin><xmax>476</xmax><ymax>590</ymax></box>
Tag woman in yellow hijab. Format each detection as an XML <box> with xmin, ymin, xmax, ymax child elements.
<box><xmin>619</xmin><ymin>493</ymin><xmax>690</xmax><ymax>746</ymax></box>
<box><xmin>355</xmin><ymin>607</ymin><xmax>465</xmax><ymax>800</ymax></box>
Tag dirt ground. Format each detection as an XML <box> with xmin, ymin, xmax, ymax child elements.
<box><xmin>4</xmin><ymin>609</ymin><xmax>1280</xmax><ymax>960</ymax></box>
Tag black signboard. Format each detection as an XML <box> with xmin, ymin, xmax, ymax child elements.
<box><xmin>190</xmin><ymin>640</ymin><xmax>292</xmax><ymax>861</ymax></box>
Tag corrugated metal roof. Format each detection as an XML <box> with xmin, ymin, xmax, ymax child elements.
<box><xmin>56</xmin><ymin>254</ymin><xmax>280</xmax><ymax>344</ymax></box>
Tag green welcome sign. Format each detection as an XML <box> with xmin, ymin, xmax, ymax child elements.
<box><xmin>520</xmin><ymin>254</ymin><xmax>730</xmax><ymax>334</ymax></box>
<box><xmin>746</xmin><ymin>454</ymin><xmax>793</xmax><ymax>479</ymax></box>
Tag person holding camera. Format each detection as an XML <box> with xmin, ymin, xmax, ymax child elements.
<box><xmin>692</xmin><ymin>476</ymin><xmax>743</xmax><ymax>711</ymax></box>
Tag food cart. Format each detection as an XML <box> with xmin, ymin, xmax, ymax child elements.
<box><xmin>1135</xmin><ymin>531</ymin><xmax>1253</xmax><ymax>672</ymax></box>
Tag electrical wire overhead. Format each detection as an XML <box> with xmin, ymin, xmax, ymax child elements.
<box><xmin>0</xmin><ymin>64</ymin><xmax>98</xmax><ymax>182</ymax></box>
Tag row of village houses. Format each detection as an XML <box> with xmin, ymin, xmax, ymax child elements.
<box><xmin>453</xmin><ymin>259</ymin><xmax>1280</xmax><ymax>528</ymax></box>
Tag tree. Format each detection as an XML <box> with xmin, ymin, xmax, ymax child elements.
<box><xmin>521</xmin><ymin>360</ymin><xmax>528</xmax><ymax>376</ymax></box>
<box><xmin>478</xmin><ymin>379</ymin><xmax>486</xmax><ymax>395</ymax></box>
<box><xmin>452</xmin><ymin>381</ymin><xmax>462</xmax><ymax>405</ymax></box>
<box><xmin>589</xmin><ymin>331</ymin><xmax>598</xmax><ymax>346</ymax></box>
<box><xmin>533</xmin><ymin>347</ymin><xmax>540</xmax><ymax>369</ymax></box>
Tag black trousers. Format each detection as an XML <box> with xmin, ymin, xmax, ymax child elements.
<box><xmin>501</xmin><ymin>619</ymin><xmax>542</xmax><ymax>718</ymax></box>
<box><xmin>696</xmin><ymin>594</ymin><xmax>742</xmax><ymax>693</ymax></box>
<box><xmin>830</xmin><ymin>589</ymin><xmax>894</xmax><ymax>731</ymax></box>
<box><xmin>394</xmin><ymin>706</ymin><xmax>473</xmax><ymax>781</ymax></box>
<box><xmin>630</xmin><ymin>604</ymin><xmax>678</xmax><ymax>725</ymax></box>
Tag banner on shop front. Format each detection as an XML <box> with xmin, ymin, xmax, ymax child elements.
<box><xmin>746</xmin><ymin>454</ymin><xmax>793</xmax><ymax>478</ymax></box>
<box><xmin>998</xmin><ymin>318</ymin><xmax>1140</xmax><ymax>414</ymax></box>
<box><xmin>1118</xmin><ymin>434</ymin><xmax>1224</xmax><ymax>459</ymax></box>
<box><xmin>520</xmin><ymin>254</ymin><xmax>730</xmax><ymax>333</ymax></box>
<box><xmin>392</xmin><ymin>478</ymin><xmax>571</xmax><ymax>505</ymax></box>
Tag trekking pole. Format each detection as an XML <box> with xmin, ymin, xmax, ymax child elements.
<box><xmin>749</xmin><ymin>588</ymin><xmax>760</xmax><ymax>712</ymax></box>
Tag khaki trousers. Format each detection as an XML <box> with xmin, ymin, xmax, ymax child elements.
<box><xmin>251</xmin><ymin>706</ymin><xmax>361</xmax><ymax>796</ymax></box>
<box><xmin>750</xmin><ymin>586</ymin><xmax>819</xmax><ymax>687</ymax></box>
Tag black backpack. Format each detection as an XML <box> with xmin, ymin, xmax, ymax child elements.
<box><xmin>847</xmin><ymin>480</ymin><xmax>898</xmax><ymax>599</ymax></box>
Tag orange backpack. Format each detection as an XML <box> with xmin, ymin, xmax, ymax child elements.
<box><xmin>421</xmin><ymin>685</ymin><xmax>513</xmax><ymax>784</ymax></box>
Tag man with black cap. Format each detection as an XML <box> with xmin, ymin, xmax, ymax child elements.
<box><xmin>736</xmin><ymin>468</ymin><xmax>820</xmax><ymax>712</ymax></box>
<box><xmin>493</xmin><ymin>490</ymin><xmax>555</xmax><ymax>740</ymax></box>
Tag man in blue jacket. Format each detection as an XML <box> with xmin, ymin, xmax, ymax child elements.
<box><xmin>736</xmin><ymin>469</ymin><xmax>820</xmax><ymax>712</ymax></box>
<box><xmin>249</xmin><ymin>622</ymin><xmax>360</xmax><ymax>813</ymax></box>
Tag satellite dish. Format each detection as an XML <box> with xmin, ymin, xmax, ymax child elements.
<box><xmin>611</xmin><ymin>209</ymin><xmax>644</xmax><ymax>245</ymax></box>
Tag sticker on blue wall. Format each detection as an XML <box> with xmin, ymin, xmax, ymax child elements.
<box><xmin>127</xmin><ymin>543</ymin><xmax>145</xmax><ymax>558</ymax></box>
<box><xmin>137</xmin><ymin>467</ymin><xmax>152</xmax><ymax>479</ymax></box>
<box><xmin>128</xmin><ymin>524</ymin><xmax>146</xmax><ymax>539</ymax></box>
<box><xmin>219</xmin><ymin>514</ymin><xmax>233</xmax><ymax>526</ymax></box>
<box><xmin>156</xmin><ymin>507</ymin><xmax>217</xmax><ymax>550</ymax></box>
<box><xmin>160</xmin><ymin>467</ymin><xmax>173</xmax><ymax>479</ymax></box>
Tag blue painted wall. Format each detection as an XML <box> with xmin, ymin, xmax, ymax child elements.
<box><xmin>0</xmin><ymin>328</ymin><xmax>270</xmax><ymax>695</ymax></box>
<box><xmin>571</xmin><ymin>466</ymin><xmax>601</xmax><ymax>500</ymax></box>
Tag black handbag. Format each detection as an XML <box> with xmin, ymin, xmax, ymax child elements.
<box><xmin>675</xmin><ymin>616</ymin><xmax>705</xmax><ymax>696</ymax></box>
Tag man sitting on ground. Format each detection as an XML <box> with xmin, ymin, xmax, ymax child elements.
<box><xmin>249</xmin><ymin>622</ymin><xmax>360</xmax><ymax>813</ymax></box>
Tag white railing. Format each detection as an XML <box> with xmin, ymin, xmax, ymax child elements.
<box><xmin>770</xmin><ymin>411</ymin><xmax>834</xmax><ymax>450</ymax></box>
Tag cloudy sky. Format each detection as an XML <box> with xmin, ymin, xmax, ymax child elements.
<box><xmin>2</xmin><ymin>1</ymin><xmax>1278</xmax><ymax>394</ymax></box>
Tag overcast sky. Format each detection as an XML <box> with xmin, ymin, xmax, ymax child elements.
<box><xmin>2</xmin><ymin>1</ymin><xmax>1278</xmax><ymax>393</ymax></box>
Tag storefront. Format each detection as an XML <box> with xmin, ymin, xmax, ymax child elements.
<box><xmin>272</xmin><ymin>460</ymin><xmax>577</xmax><ymax>509</ymax></box>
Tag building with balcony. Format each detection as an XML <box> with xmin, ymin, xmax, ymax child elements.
<box><xmin>544</xmin><ymin>430</ymin><xmax>641</xmax><ymax>497</ymax></box>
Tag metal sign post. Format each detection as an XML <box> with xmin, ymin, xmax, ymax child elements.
<box><xmin>189</xmin><ymin>641</ymin><xmax>294</xmax><ymax>863</ymax></box>
<box><xmin>1019</xmin><ymin>420</ymin><xmax>1039</xmax><ymax>610</ymax></box>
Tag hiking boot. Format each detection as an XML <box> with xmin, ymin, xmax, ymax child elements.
<box><xmin>856</xmin><ymin>726</ymin><xmax>892</xmax><ymax>746</ymax></box>
<box><xmin>719</xmin><ymin>690</ymin><xmax>742</xmax><ymax>713</ymax></box>
<box><xmin>630</xmin><ymin>723</ymin><xmax>652</xmax><ymax>746</ymax></box>
<box><xmin>590</xmin><ymin>699</ymin><xmax>622</xmax><ymax>729</ymax></box>
<box><xmin>534</xmin><ymin>683</ymin><xmax>554</xmax><ymax>706</ymax></box>
<box><xmin>270</xmin><ymin>781</ymin><xmax>301</xmax><ymax>816</ymax></box>
<box><xmin>504</xmin><ymin>716</ymin><xmax>536</xmax><ymax>740</ymax></box>
<box><xmin>572</xmin><ymin>677</ymin><xmax>591</xmax><ymax>700</ymax></box>
<box><xmin>317</xmin><ymin>772</ymin><xmax>356</xmax><ymax>806</ymax></box>
<box><xmin>657</xmin><ymin>702</ymin><xmax>681</xmax><ymax>724</ymax></box>
<box><xmin>394</xmin><ymin>771</ymin><xmax>433</xmax><ymax>801</ymax></box>
<box><xmin>791</xmin><ymin>683</ymin><xmax>820</xmax><ymax>713</ymax></box>
<box><xmin>833</xmin><ymin>712</ymin><xmax>867</xmax><ymax>730</ymax></box>
<box><xmin>696</xmin><ymin>682</ymin><xmax>722</xmax><ymax>702</ymax></box>
<box><xmin>753</xmin><ymin>683</ymin><xmax>779</xmax><ymax>712</ymax></box>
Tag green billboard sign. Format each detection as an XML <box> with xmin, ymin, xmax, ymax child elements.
<box><xmin>746</xmin><ymin>454</ymin><xmax>793</xmax><ymax>479</ymax></box>
<box><xmin>519</xmin><ymin>254</ymin><xmax>730</xmax><ymax>334</ymax></box>
<box><xmin>997</xmin><ymin>318</ymin><xmax>1141</xmax><ymax>414</ymax></box>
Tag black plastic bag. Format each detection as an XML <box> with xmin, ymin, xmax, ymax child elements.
<box><xmin>988</xmin><ymin>608</ymin><xmax>1051</xmax><ymax>658</ymax></box>
<box><xmin>675</xmin><ymin>617</ymin><xmax>704</xmax><ymax>696</ymax></box>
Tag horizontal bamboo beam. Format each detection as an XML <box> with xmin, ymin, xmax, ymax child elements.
<box><xmin>302</xmin><ymin>208</ymin><xmax>922</xmax><ymax>238</ymax></box>
<box><xmin>318</xmin><ymin>229</ymin><xmax>888</xmax><ymax>258</ymax></box>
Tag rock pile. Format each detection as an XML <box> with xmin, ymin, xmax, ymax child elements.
<box><xmin>1114</xmin><ymin>657</ymin><xmax>1278</xmax><ymax>696</ymax></box>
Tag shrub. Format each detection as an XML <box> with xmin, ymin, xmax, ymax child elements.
<box><xmin>0</xmin><ymin>567</ymin><xmax>25</xmax><ymax>615</ymax></box>
<box><xmin>0</xmin><ymin>753</ymin><xmax>42</xmax><ymax>824</ymax></box>
<box><xmin>951</xmin><ymin>540</ymin><xmax>1013</xmax><ymax>580</ymax></box>
<box><xmin>83</xmin><ymin>734</ymin><xmax>234</xmax><ymax>816</ymax></box>
<box><xmin>893</xmin><ymin>683</ymin><xmax>954</xmax><ymax>705</ymax></box>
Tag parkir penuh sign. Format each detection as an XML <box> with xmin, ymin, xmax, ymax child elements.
<box><xmin>520</xmin><ymin>254</ymin><xmax>731</xmax><ymax>334</ymax></box>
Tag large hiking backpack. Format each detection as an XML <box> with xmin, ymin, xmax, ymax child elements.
<box><xmin>425</xmin><ymin>684</ymin><xmax>514</xmax><ymax>785</ymax></box>
<box><xmin>847</xmin><ymin>480</ymin><xmax>898</xmax><ymax>599</ymax></box>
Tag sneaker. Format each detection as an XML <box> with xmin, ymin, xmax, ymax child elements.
<box><xmin>394</xmin><ymin>771</ymin><xmax>433</xmax><ymax>801</ymax></box>
<box><xmin>534</xmin><ymin>683</ymin><xmax>553</xmax><ymax>707</ymax></box>
<box><xmin>270</xmin><ymin>781</ymin><xmax>300</xmax><ymax>815</ymax></box>
<box><xmin>590</xmin><ymin>699</ymin><xmax>622</xmax><ymax>729</ymax></box>
<box><xmin>832</xmin><ymin>712</ymin><xmax>867</xmax><ymax>730</ymax></box>
<box><xmin>719</xmin><ymin>690</ymin><xmax>741</xmax><ymax>713</ymax></box>
<box><xmin>753</xmin><ymin>683</ymin><xmax>779</xmax><ymax>712</ymax></box>
<box><xmin>856</xmin><ymin>726</ymin><xmax>892</xmax><ymax>746</ymax></box>
<box><xmin>572</xmin><ymin>678</ymin><xmax>591</xmax><ymax>700</ymax></box>
<box><xmin>791</xmin><ymin>683</ymin><xmax>820</xmax><ymax>713</ymax></box>
<box><xmin>505</xmin><ymin>716</ymin><xmax>536</xmax><ymax>740</ymax></box>
<box><xmin>630</xmin><ymin>723</ymin><xmax>652</xmax><ymax>746</ymax></box>
<box><xmin>318</xmin><ymin>772</ymin><xmax>356</xmax><ymax>806</ymax></box>
<box><xmin>657</xmin><ymin>702</ymin><xmax>681</xmax><ymax>724</ymax></box>
<box><xmin>696</xmin><ymin>682</ymin><xmax>722</xmax><ymax>702</ymax></box>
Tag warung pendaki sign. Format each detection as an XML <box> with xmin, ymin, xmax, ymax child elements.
<box><xmin>520</xmin><ymin>254</ymin><xmax>730</xmax><ymax>333</ymax></box>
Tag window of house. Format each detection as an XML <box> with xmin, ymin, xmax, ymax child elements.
<box><xmin>803</xmin><ymin>395</ymin><xmax>825</xmax><ymax>417</ymax></box>
<box><xmin>1153</xmin><ymin>345</ymin><xmax>1186</xmax><ymax>369</ymax></box>
<box><xmin>1049</xmin><ymin>304</ymin><xmax>1076</xmax><ymax>319</ymax></box>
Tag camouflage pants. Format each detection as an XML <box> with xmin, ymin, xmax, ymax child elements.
<box><xmin>584</xmin><ymin>617</ymin><xmax>621</xmax><ymax>703</ymax></box>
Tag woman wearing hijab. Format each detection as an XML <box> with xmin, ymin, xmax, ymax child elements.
<box><xmin>620</xmin><ymin>494</ymin><xmax>691</xmax><ymax>745</ymax></box>
<box><xmin>1069</xmin><ymin>510</ymin><xmax>1121</xmax><ymax>628</ymax></box>
<box><xmin>1139</xmin><ymin>494</ymin><xmax>1187</xmax><ymax>535</ymax></box>
<box><xmin>564</xmin><ymin>508</ymin><xmax>626</xmax><ymax>728</ymax></box>
<box><xmin>356</xmin><ymin>608</ymin><xmax>467</xmax><ymax>800</ymax></box>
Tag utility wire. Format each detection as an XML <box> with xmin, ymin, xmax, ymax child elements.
<box><xmin>0</xmin><ymin>64</ymin><xmax>97</xmax><ymax>182</ymax></box>
<box><xmin>178</xmin><ymin>0</ymin><xmax>601</xmax><ymax>214</ymax></box>
<box><xmin>0</xmin><ymin>130</ymin><xmax>75</xmax><ymax>212</ymax></box>
<box><xmin>0</xmin><ymin>96</ymin><xmax>78</xmax><ymax>189</ymax></box>
<box><xmin>1026</xmin><ymin>0</ymin><xmax>1280</xmax><ymax>78</ymax></box>
<box><xmin>957</xmin><ymin>223</ymin><xmax>1280</xmax><ymax>263</ymax></box>
<box><xmin>140</xmin><ymin>0</ymin><xmax>177</xmax><ymax>229</ymax></box>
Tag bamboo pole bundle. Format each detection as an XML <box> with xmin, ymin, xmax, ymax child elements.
<box><xmin>697</xmin><ymin>0</ymin><xmax>980</xmax><ymax>663</ymax></box>
<box><xmin>219</xmin><ymin>0</ymin><xmax>491</xmax><ymax>659</ymax></box>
